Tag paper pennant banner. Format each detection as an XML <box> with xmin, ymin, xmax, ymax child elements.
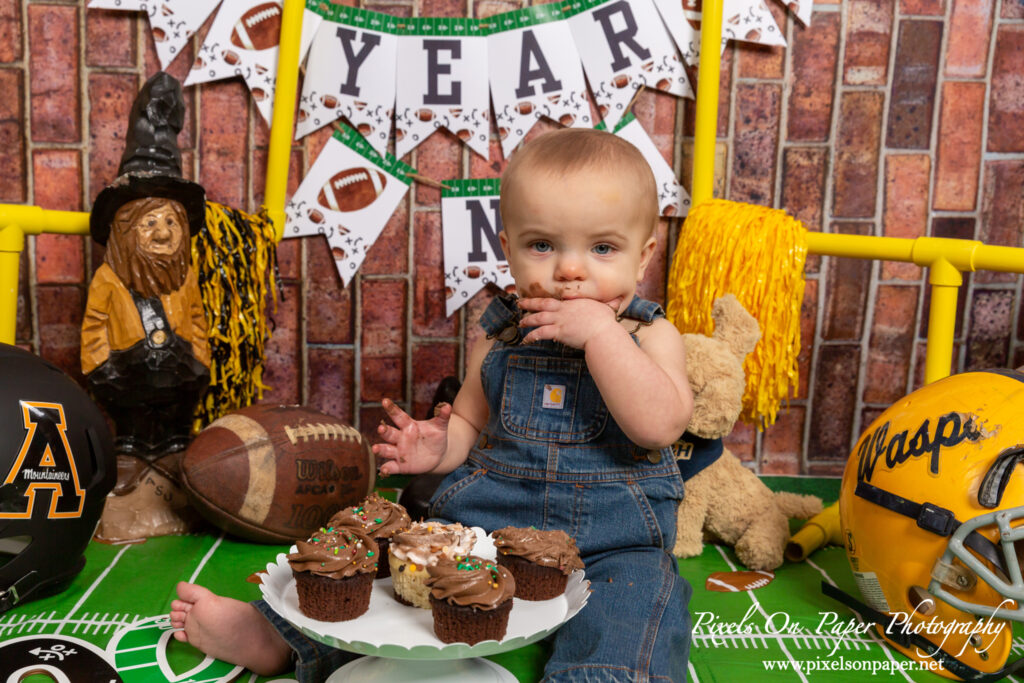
<box><xmin>566</xmin><ymin>0</ymin><xmax>693</xmax><ymax>130</ymax></box>
<box><xmin>782</xmin><ymin>0</ymin><xmax>811</xmax><ymax>30</ymax></box>
<box><xmin>394</xmin><ymin>17</ymin><xmax>490</xmax><ymax>159</ymax></box>
<box><xmin>721</xmin><ymin>0</ymin><xmax>787</xmax><ymax>48</ymax></box>
<box><xmin>441</xmin><ymin>179</ymin><xmax>514</xmax><ymax>316</ymax></box>
<box><xmin>485</xmin><ymin>5</ymin><xmax>591</xmax><ymax>158</ymax></box>
<box><xmin>183</xmin><ymin>0</ymin><xmax>322</xmax><ymax>125</ymax></box>
<box><xmin>654</xmin><ymin>0</ymin><xmax>785</xmax><ymax>67</ymax></box>
<box><xmin>649</xmin><ymin>0</ymin><xmax>701</xmax><ymax>65</ymax></box>
<box><xmin>284</xmin><ymin>124</ymin><xmax>413</xmax><ymax>286</ymax></box>
<box><xmin>296</xmin><ymin>6</ymin><xmax>398</xmax><ymax>154</ymax></box>
<box><xmin>88</xmin><ymin>0</ymin><xmax>221</xmax><ymax>71</ymax></box>
<box><xmin>597</xmin><ymin>113</ymin><xmax>690</xmax><ymax>217</ymax></box>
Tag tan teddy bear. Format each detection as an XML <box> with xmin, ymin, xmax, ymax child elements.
<box><xmin>673</xmin><ymin>294</ymin><xmax>822</xmax><ymax>571</ymax></box>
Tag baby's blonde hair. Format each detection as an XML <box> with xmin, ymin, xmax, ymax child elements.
<box><xmin>499</xmin><ymin>128</ymin><xmax>658</xmax><ymax>235</ymax></box>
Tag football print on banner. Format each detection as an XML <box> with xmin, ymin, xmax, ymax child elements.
<box><xmin>394</xmin><ymin>17</ymin><xmax>490</xmax><ymax>159</ymax></box>
<box><xmin>183</xmin><ymin>0</ymin><xmax>323</xmax><ymax>124</ymax></box>
<box><xmin>566</xmin><ymin>0</ymin><xmax>693</xmax><ymax>130</ymax></box>
<box><xmin>652</xmin><ymin>0</ymin><xmax>786</xmax><ymax>67</ymax></box>
<box><xmin>296</xmin><ymin>5</ymin><xmax>399</xmax><ymax>154</ymax></box>
<box><xmin>486</xmin><ymin>4</ymin><xmax>591</xmax><ymax>158</ymax></box>
<box><xmin>87</xmin><ymin>0</ymin><xmax>220</xmax><ymax>71</ymax></box>
<box><xmin>597</xmin><ymin>112</ymin><xmax>691</xmax><ymax>217</ymax></box>
<box><xmin>442</xmin><ymin>179</ymin><xmax>514</xmax><ymax>316</ymax></box>
<box><xmin>284</xmin><ymin>124</ymin><xmax>412</xmax><ymax>286</ymax></box>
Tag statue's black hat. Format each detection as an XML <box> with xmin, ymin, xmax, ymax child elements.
<box><xmin>89</xmin><ymin>72</ymin><xmax>205</xmax><ymax>246</ymax></box>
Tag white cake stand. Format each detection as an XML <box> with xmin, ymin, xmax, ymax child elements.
<box><xmin>259</xmin><ymin>528</ymin><xmax>589</xmax><ymax>682</ymax></box>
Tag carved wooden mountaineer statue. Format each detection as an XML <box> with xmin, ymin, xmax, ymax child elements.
<box><xmin>82</xmin><ymin>72</ymin><xmax>210</xmax><ymax>541</ymax></box>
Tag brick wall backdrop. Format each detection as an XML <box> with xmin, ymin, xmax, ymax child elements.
<box><xmin>4</xmin><ymin>0</ymin><xmax>1024</xmax><ymax>476</ymax></box>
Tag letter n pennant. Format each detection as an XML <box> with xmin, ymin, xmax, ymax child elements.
<box><xmin>441</xmin><ymin>180</ymin><xmax>513</xmax><ymax>316</ymax></box>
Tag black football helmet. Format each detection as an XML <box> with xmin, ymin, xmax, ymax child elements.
<box><xmin>0</xmin><ymin>344</ymin><xmax>115</xmax><ymax>612</ymax></box>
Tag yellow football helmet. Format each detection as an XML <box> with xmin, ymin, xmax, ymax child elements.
<box><xmin>833</xmin><ymin>369</ymin><xmax>1024</xmax><ymax>681</ymax></box>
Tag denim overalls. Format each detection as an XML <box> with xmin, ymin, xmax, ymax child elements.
<box><xmin>429</xmin><ymin>294</ymin><xmax>692</xmax><ymax>682</ymax></box>
<box><xmin>252</xmin><ymin>293</ymin><xmax>692</xmax><ymax>682</ymax></box>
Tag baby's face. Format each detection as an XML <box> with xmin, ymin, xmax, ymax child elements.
<box><xmin>499</xmin><ymin>166</ymin><xmax>656</xmax><ymax>310</ymax></box>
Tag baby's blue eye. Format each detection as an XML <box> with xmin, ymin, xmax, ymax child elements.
<box><xmin>531</xmin><ymin>241</ymin><xmax>552</xmax><ymax>253</ymax></box>
<box><xmin>593</xmin><ymin>244</ymin><xmax>613</xmax><ymax>255</ymax></box>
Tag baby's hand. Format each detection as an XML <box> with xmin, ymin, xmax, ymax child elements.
<box><xmin>373</xmin><ymin>398</ymin><xmax>450</xmax><ymax>476</ymax></box>
<box><xmin>518</xmin><ymin>297</ymin><xmax>622</xmax><ymax>349</ymax></box>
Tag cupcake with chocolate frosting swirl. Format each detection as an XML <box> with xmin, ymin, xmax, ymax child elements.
<box><xmin>427</xmin><ymin>555</ymin><xmax>516</xmax><ymax>644</ymax></box>
<box><xmin>491</xmin><ymin>526</ymin><xmax>584</xmax><ymax>600</ymax></box>
<box><xmin>288</xmin><ymin>526</ymin><xmax>378</xmax><ymax>621</ymax></box>
<box><xmin>329</xmin><ymin>492</ymin><xmax>411</xmax><ymax>578</ymax></box>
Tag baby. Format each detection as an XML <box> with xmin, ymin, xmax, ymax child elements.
<box><xmin>170</xmin><ymin>128</ymin><xmax>694</xmax><ymax>682</ymax></box>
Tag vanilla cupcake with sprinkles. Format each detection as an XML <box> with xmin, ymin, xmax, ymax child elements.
<box><xmin>388</xmin><ymin>521</ymin><xmax>476</xmax><ymax>608</ymax></box>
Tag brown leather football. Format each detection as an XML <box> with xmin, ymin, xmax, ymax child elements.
<box><xmin>182</xmin><ymin>404</ymin><xmax>375</xmax><ymax>543</ymax></box>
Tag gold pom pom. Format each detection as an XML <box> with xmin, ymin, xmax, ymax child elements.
<box><xmin>666</xmin><ymin>199</ymin><xmax>808</xmax><ymax>428</ymax></box>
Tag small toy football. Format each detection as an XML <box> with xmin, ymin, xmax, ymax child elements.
<box><xmin>230</xmin><ymin>2</ymin><xmax>282</xmax><ymax>52</ymax></box>
<box><xmin>705</xmin><ymin>570</ymin><xmax>774</xmax><ymax>592</ymax></box>
<box><xmin>316</xmin><ymin>167</ymin><xmax>388</xmax><ymax>213</ymax></box>
<box><xmin>182</xmin><ymin>404</ymin><xmax>375</xmax><ymax>544</ymax></box>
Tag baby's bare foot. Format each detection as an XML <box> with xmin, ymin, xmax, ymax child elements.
<box><xmin>170</xmin><ymin>582</ymin><xmax>292</xmax><ymax>676</ymax></box>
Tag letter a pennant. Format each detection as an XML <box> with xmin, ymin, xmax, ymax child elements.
<box><xmin>486</xmin><ymin>5</ymin><xmax>592</xmax><ymax>158</ymax></box>
<box><xmin>441</xmin><ymin>180</ymin><xmax>513</xmax><ymax>316</ymax></box>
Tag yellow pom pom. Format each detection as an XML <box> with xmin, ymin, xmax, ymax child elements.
<box><xmin>666</xmin><ymin>199</ymin><xmax>808</xmax><ymax>428</ymax></box>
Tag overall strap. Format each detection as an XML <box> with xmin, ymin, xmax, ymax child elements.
<box><xmin>480</xmin><ymin>293</ymin><xmax>522</xmax><ymax>339</ymax></box>
<box><xmin>620</xmin><ymin>296</ymin><xmax>666</xmax><ymax>324</ymax></box>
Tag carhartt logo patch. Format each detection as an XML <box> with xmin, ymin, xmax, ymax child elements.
<box><xmin>542</xmin><ymin>385</ymin><xmax>565</xmax><ymax>410</ymax></box>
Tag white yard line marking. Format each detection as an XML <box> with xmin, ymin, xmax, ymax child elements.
<box><xmin>188</xmin><ymin>533</ymin><xmax>226</xmax><ymax>584</ymax></box>
<box><xmin>688</xmin><ymin>661</ymin><xmax>700</xmax><ymax>683</ymax></box>
<box><xmin>714</xmin><ymin>545</ymin><xmax>808</xmax><ymax>683</ymax></box>
<box><xmin>806</xmin><ymin>556</ymin><xmax>913</xmax><ymax>683</ymax></box>
<box><xmin>54</xmin><ymin>543</ymin><xmax>132</xmax><ymax>635</ymax></box>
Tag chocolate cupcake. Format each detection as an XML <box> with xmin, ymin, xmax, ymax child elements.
<box><xmin>287</xmin><ymin>526</ymin><xmax>378</xmax><ymax>621</ymax></box>
<box><xmin>388</xmin><ymin>521</ymin><xmax>477</xmax><ymax>608</ymax></box>
<box><xmin>491</xmin><ymin>527</ymin><xmax>584</xmax><ymax>600</ymax></box>
<box><xmin>427</xmin><ymin>555</ymin><xmax>516</xmax><ymax>644</ymax></box>
<box><xmin>328</xmin><ymin>493</ymin><xmax>411</xmax><ymax>578</ymax></box>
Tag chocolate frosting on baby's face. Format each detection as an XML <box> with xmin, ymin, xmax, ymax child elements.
<box><xmin>329</xmin><ymin>493</ymin><xmax>411</xmax><ymax>539</ymax></box>
<box><xmin>491</xmin><ymin>526</ymin><xmax>585</xmax><ymax>574</ymax></box>
<box><xmin>427</xmin><ymin>555</ymin><xmax>516</xmax><ymax>609</ymax></box>
<box><xmin>287</xmin><ymin>526</ymin><xmax>379</xmax><ymax>579</ymax></box>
